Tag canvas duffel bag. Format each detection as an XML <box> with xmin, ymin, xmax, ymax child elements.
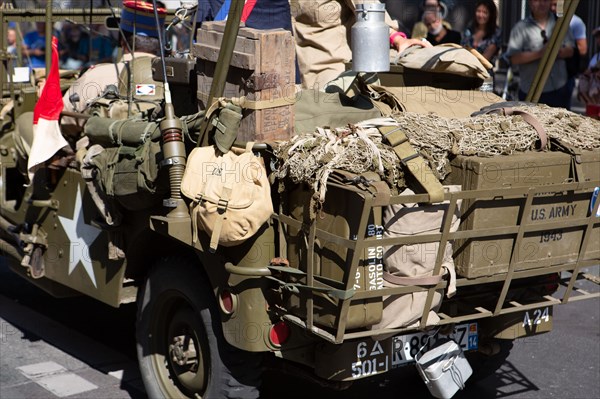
<box><xmin>395</xmin><ymin>44</ymin><xmax>490</xmax><ymax>81</ymax></box>
<box><xmin>372</xmin><ymin>185</ymin><xmax>461</xmax><ymax>330</ymax></box>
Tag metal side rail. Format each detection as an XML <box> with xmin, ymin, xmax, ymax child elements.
<box><xmin>274</xmin><ymin>179</ymin><xmax>600</xmax><ymax>344</ymax></box>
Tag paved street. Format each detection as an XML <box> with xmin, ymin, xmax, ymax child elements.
<box><xmin>0</xmin><ymin>257</ymin><xmax>598</xmax><ymax>399</ymax></box>
<box><xmin>0</xmin><ymin>295</ymin><xmax>144</xmax><ymax>398</ymax></box>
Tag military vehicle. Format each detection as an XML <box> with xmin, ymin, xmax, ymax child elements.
<box><xmin>0</xmin><ymin>1</ymin><xmax>598</xmax><ymax>398</ymax></box>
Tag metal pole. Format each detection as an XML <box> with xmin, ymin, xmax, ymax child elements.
<box><xmin>0</xmin><ymin>6</ymin><xmax>5</xmax><ymax>98</ymax></box>
<box><xmin>197</xmin><ymin>0</ymin><xmax>243</xmax><ymax>147</ymax></box>
<box><xmin>45</xmin><ymin>0</ymin><xmax>53</xmax><ymax>75</ymax></box>
<box><xmin>526</xmin><ymin>0</ymin><xmax>579</xmax><ymax>103</ymax></box>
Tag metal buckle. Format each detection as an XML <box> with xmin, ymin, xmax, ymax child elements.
<box><xmin>217</xmin><ymin>198</ymin><xmax>229</xmax><ymax>214</ymax></box>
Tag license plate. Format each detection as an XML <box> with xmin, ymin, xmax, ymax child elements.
<box><xmin>391</xmin><ymin>323</ymin><xmax>478</xmax><ymax>368</ymax></box>
<box><xmin>348</xmin><ymin>323</ymin><xmax>479</xmax><ymax>379</ymax></box>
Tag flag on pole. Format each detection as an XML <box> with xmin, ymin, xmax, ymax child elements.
<box><xmin>27</xmin><ymin>36</ymin><xmax>69</xmax><ymax>183</ymax></box>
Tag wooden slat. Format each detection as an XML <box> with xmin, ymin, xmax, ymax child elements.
<box><xmin>194</xmin><ymin>30</ymin><xmax>259</xmax><ymax>65</ymax></box>
<box><xmin>194</xmin><ymin>44</ymin><xmax>256</xmax><ymax>70</ymax></box>
<box><xmin>202</xmin><ymin>20</ymin><xmax>287</xmax><ymax>39</ymax></box>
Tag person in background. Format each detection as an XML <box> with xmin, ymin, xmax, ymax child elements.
<box><xmin>242</xmin><ymin>0</ymin><xmax>300</xmax><ymax>83</ymax></box>
<box><xmin>577</xmin><ymin>27</ymin><xmax>600</xmax><ymax>108</ymax></box>
<box><xmin>411</xmin><ymin>0</ymin><xmax>452</xmax><ymax>40</ymax></box>
<box><xmin>195</xmin><ymin>0</ymin><xmax>228</xmax><ymax>27</ymax></box>
<box><xmin>551</xmin><ymin>0</ymin><xmax>587</xmax><ymax>109</ymax></box>
<box><xmin>59</xmin><ymin>23</ymin><xmax>88</xmax><ymax>69</ymax></box>
<box><xmin>61</xmin><ymin>0</ymin><xmax>165</xmax><ymax>133</ymax></box>
<box><xmin>551</xmin><ymin>0</ymin><xmax>587</xmax><ymax>58</ymax></box>
<box><xmin>423</xmin><ymin>0</ymin><xmax>461</xmax><ymax>45</ymax></box>
<box><xmin>7</xmin><ymin>28</ymin><xmax>17</xmax><ymax>56</ymax></box>
<box><xmin>462</xmin><ymin>0</ymin><xmax>501</xmax><ymax>63</ymax></box>
<box><xmin>22</xmin><ymin>22</ymin><xmax>48</xmax><ymax>69</ymax></box>
<box><xmin>77</xmin><ymin>24</ymin><xmax>115</xmax><ymax>67</ymax></box>
<box><xmin>589</xmin><ymin>27</ymin><xmax>600</xmax><ymax>70</ymax></box>
<box><xmin>506</xmin><ymin>0</ymin><xmax>574</xmax><ymax>108</ymax></box>
<box><xmin>291</xmin><ymin>0</ymin><xmax>430</xmax><ymax>90</ymax></box>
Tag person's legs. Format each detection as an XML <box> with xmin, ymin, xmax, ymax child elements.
<box><xmin>539</xmin><ymin>84</ymin><xmax>571</xmax><ymax>108</ymax></box>
<box><xmin>565</xmin><ymin>76</ymin><xmax>576</xmax><ymax>110</ymax></box>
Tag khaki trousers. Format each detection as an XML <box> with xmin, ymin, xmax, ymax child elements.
<box><xmin>291</xmin><ymin>0</ymin><xmax>398</xmax><ymax>90</ymax></box>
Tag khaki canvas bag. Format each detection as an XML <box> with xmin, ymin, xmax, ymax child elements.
<box><xmin>395</xmin><ymin>44</ymin><xmax>490</xmax><ymax>81</ymax></box>
<box><xmin>181</xmin><ymin>142</ymin><xmax>273</xmax><ymax>252</ymax></box>
<box><xmin>372</xmin><ymin>185</ymin><xmax>461</xmax><ymax>330</ymax></box>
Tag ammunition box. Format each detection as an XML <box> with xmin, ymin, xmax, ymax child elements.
<box><xmin>282</xmin><ymin>177</ymin><xmax>383</xmax><ymax>330</ymax></box>
<box><xmin>446</xmin><ymin>151</ymin><xmax>600</xmax><ymax>278</ymax></box>
<box><xmin>193</xmin><ymin>22</ymin><xmax>295</xmax><ymax>142</ymax></box>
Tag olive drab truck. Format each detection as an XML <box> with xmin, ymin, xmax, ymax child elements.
<box><xmin>0</xmin><ymin>1</ymin><xmax>599</xmax><ymax>398</ymax></box>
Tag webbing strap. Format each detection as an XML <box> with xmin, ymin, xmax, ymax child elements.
<box><xmin>191</xmin><ymin>205</ymin><xmax>200</xmax><ymax>244</ymax></box>
<box><xmin>209</xmin><ymin>184</ymin><xmax>233</xmax><ymax>253</ymax></box>
<box><xmin>198</xmin><ymin>92</ymin><xmax>295</xmax><ymax>111</ymax></box>
<box><xmin>383</xmin><ymin>271</ymin><xmax>443</xmax><ymax>286</ymax></box>
<box><xmin>378</xmin><ymin>125</ymin><xmax>445</xmax><ymax>203</ymax></box>
<box><xmin>328</xmin><ymin>170</ymin><xmax>391</xmax><ymax>206</ymax></box>
<box><xmin>231</xmin><ymin>95</ymin><xmax>294</xmax><ymax>110</ymax></box>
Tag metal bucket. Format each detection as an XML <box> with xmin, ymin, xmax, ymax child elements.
<box><xmin>351</xmin><ymin>3</ymin><xmax>390</xmax><ymax>73</ymax></box>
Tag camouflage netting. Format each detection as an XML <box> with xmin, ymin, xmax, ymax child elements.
<box><xmin>275</xmin><ymin>105</ymin><xmax>600</xmax><ymax>201</ymax></box>
<box><xmin>274</xmin><ymin>123</ymin><xmax>405</xmax><ymax>203</ymax></box>
<box><xmin>394</xmin><ymin>105</ymin><xmax>600</xmax><ymax>180</ymax></box>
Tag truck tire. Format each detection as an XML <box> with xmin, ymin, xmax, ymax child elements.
<box><xmin>467</xmin><ymin>339</ymin><xmax>514</xmax><ymax>382</ymax></box>
<box><xmin>136</xmin><ymin>256</ymin><xmax>262</xmax><ymax>399</ymax></box>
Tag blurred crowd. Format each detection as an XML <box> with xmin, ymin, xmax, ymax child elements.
<box><xmin>6</xmin><ymin>14</ymin><xmax>187</xmax><ymax>72</ymax></box>
<box><xmin>4</xmin><ymin>0</ymin><xmax>600</xmax><ymax>112</ymax></box>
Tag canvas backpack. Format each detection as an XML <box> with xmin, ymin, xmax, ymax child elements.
<box><xmin>181</xmin><ymin>142</ymin><xmax>273</xmax><ymax>252</ymax></box>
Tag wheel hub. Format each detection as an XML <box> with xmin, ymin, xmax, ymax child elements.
<box><xmin>170</xmin><ymin>336</ymin><xmax>189</xmax><ymax>366</ymax></box>
<box><xmin>161</xmin><ymin>307</ymin><xmax>207</xmax><ymax>395</ymax></box>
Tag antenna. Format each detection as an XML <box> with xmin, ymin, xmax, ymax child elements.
<box><xmin>152</xmin><ymin>0</ymin><xmax>188</xmax><ymax>218</ymax></box>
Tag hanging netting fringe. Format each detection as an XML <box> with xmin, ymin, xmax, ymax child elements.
<box><xmin>393</xmin><ymin>104</ymin><xmax>600</xmax><ymax>180</ymax></box>
<box><xmin>274</xmin><ymin>120</ymin><xmax>405</xmax><ymax>204</ymax></box>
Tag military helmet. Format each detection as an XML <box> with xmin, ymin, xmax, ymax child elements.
<box><xmin>118</xmin><ymin>56</ymin><xmax>164</xmax><ymax>102</ymax></box>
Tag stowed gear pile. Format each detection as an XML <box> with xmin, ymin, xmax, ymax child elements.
<box><xmin>514</xmin><ymin>105</ymin><xmax>600</xmax><ymax>150</ymax></box>
<box><xmin>274</xmin><ymin>123</ymin><xmax>404</xmax><ymax>203</ymax></box>
<box><xmin>396</xmin><ymin>111</ymin><xmax>537</xmax><ymax>179</ymax></box>
<box><xmin>275</xmin><ymin>105</ymin><xmax>600</xmax><ymax>200</ymax></box>
<box><xmin>395</xmin><ymin>105</ymin><xmax>600</xmax><ymax>180</ymax></box>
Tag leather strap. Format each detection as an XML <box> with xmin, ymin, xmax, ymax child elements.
<box><xmin>383</xmin><ymin>271</ymin><xmax>443</xmax><ymax>286</ymax></box>
<box><xmin>484</xmin><ymin>107</ymin><xmax>548</xmax><ymax>150</ymax></box>
<box><xmin>378</xmin><ymin>125</ymin><xmax>445</xmax><ymax>203</ymax></box>
<box><xmin>551</xmin><ymin>138</ymin><xmax>584</xmax><ymax>182</ymax></box>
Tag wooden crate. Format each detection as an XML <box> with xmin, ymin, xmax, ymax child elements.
<box><xmin>193</xmin><ymin>21</ymin><xmax>295</xmax><ymax>142</ymax></box>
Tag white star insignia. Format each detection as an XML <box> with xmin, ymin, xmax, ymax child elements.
<box><xmin>58</xmin><ymin>186</ymin><xmax>101</xmax><ymax>288</ymax></box>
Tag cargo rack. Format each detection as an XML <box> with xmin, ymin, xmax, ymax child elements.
<box><xmin>225</xmin><ymin>179</ymin><xmax>600</xmax><ymax>344</ymax></box>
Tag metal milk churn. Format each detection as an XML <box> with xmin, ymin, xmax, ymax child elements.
<box><xmin>351</xmin><ymin>3</ymin><xmax>390</xmax><ymax>73</ymax></box>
